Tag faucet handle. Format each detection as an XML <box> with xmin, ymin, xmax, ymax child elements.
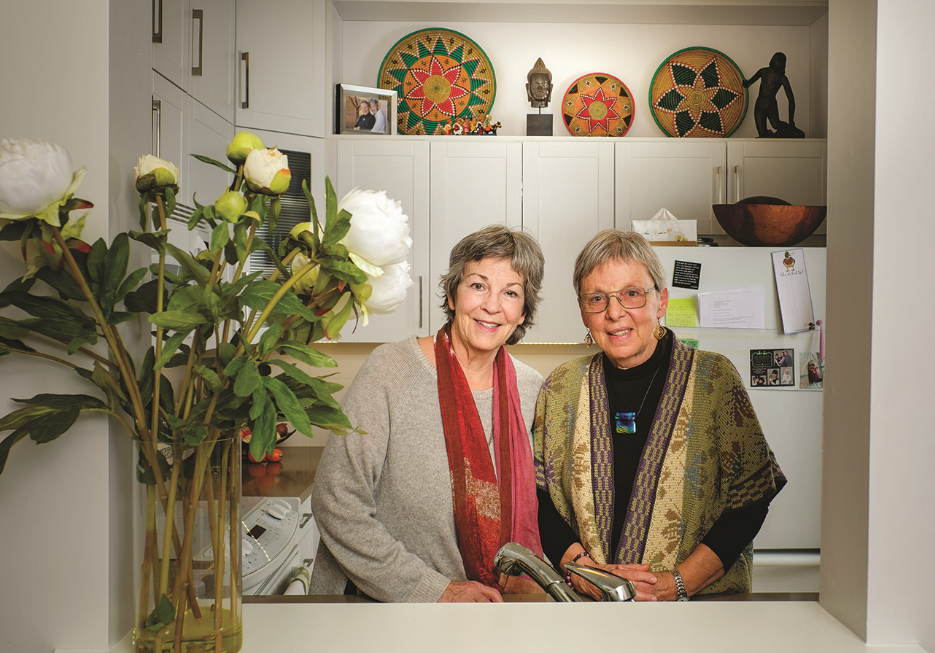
<box><xmin>565</xmin><ymin>562</ymin><xmax>637</xmax><ymax>602</ymax></box>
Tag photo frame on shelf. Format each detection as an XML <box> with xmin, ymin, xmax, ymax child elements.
<box><xmin>335</xmin><ymin>84</ymin><xmax>397</xmax><ymax>135</ymax></box>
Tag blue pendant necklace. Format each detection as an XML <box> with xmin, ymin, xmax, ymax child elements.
<box><xmin>615</xmin><ymin>365</ymin><xmax>661</xmax><ymax>435</ymax></box>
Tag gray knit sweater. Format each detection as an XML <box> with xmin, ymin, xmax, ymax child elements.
<box><xmin>309</xmin><ymin>336</ymin><xmax>544</xmax><ymax>602</ymax></box>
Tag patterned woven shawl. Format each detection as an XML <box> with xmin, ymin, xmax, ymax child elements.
<box><xmin>534</xmin><ymin>338</ymin><xmax>786</xmax><ymax>594</ymax></box>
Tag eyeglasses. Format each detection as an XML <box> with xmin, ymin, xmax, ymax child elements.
<box><xmin>578</xmin><ymin>286</ymin><xmax>656</xmax><ymax>313</ymax></box>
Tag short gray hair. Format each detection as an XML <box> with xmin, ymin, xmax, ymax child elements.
<box><xmin>439</xmin><ymin>225</ymin><xmax>544</xmax><ymax>345</ymax></box>
<box><xmin>573</xmin><ymin>230</ymin><xmax>667</xmax><ymax>297</ymax></box>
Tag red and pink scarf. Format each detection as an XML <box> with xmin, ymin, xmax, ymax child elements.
<box><xmin>434</xmin><ymin>323</ymin><xmax>543</xmax><ymax>590</ymax></box>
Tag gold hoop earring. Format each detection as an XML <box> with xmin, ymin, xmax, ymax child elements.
<box><xmin>653</xmin><ymin>321</ymin><xmax>667</xmax><ymax>340</ymax></box>
<box><xmin>584</xmin><ymin>330</ymin><xmax>593</xmax><ymax>348</ymax></box>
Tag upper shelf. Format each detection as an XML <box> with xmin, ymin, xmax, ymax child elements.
<box><xmin>331</xmin><ymin>1</ymin><xmax>829</xmax><ymax>26</ymax></box>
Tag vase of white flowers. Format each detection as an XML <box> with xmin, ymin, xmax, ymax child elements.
<box><xmin>0</xmin><ymin>133</ymin><xmax>411</xmax><ymax>652</ymax></box>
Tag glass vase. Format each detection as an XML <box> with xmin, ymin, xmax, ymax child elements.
<box><xmin>133</xmin><ymin>435</ymin><xmax>243</xmax><ymax>653</ymax></box>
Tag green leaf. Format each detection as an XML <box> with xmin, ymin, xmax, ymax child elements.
<box><xmin>267</xmin><ymin>359</ymin><xmax>329</xmax><ymax>391</ymax></box>
<box><xmin>223</xmin><ymin>354</ymin><xmax>248</xmax><ymax>378</ymax></box>
<box><xmin>0</xmin><ymin>429</ymin><xmax>29</xmax><ymax>475</ymax></box>
<box><xmin>17</xmin><ymin>316</ymin><xmax>98</xmax><ymax>354</ymax></box>
<box><xmin>22</xmin><ymin>405</ymin><xmax>81</xmax><ymax>444</ymax></box>
<box><xmin>210</xmin><ymin>222</ymin><xmax>230</xmax><ymax>253</ymax></box>
<box><xmin>154</xmin><ymin>332</ymin><xmax>189</xmax><ymax>370</ymax></box>
<box><xmin>128</xmin><ymin>229</ymin><xmax>169</xmax><ymax>255</ymax></box>
<box><xmin>0</xmin><ymin>220</ymin><xmax>29</xmax><ymax>242</ymax></box>
<box><xmin>3</xmin><ymin>291</ymin><xmax>92</xmax><ymax>322</ymax></box>
<box><xmin>148</xmin><ymin>310</ymin><xmax>209</xmax><ymax>331</ymax></box>
<box><xmin>233</xmin><ymin>359</ymin><xmax>260</xmax><ymax>397</ymax></box>
<box><xmin>34</xmin><ymin>266</ymin><xmax>86</xmax><ymax>301</ymax></box>
<box><xmin>257</xmin><ymin>322</ymin><xmax>283</xmax><ymax>357</ymax></box>
<box><xmin>137</xmin><ymin>346</ymin><xmax>156</xmax><ymax>406</ymax></box>
<box><xmin>321</xmin><ymin>258</ymin><xmax>368</xmax><ymax>285</ymax></box>
<box><xmin>164</xmin><ymin>243</ymin><xmax>210</xmax><ymax>286</ymax></box>
<box><xmin>182</xmin><ymin>423</ymin><xmax>209</xmax><ymax>447</ymax></box>
<box><xmin>115</xmin><ymin>267</ymin><xmax>149</xmax><ymax>305</ymax></box>
<box><xmin>86</xmin><ymin>237</ymin><xmax>107</xmax><ymax>293</ymax></box>
<box><xmin>145</xmin><ymin>594</ymin><xmax>175</xmax><ymax>631</ymax></box>
<box><xmin>322</xmin><ymin>209</ymin><xmax>351</xmax><ymax>248</ymax></box>
<box><xmin>306</xmin><ymin>403</ymin><xmax>354</xmax><ymax>434</ymax></box>
<box><xmin>106</xmin><ymin>311</ymin><xmax>137</xmax><ymax>326</ymax></box>
<box><xmin>248</xmin><ymin>388</ymin><xmax>276</xmax><ymax>460</ymax></box>
<box><xmin>138</xmin><ymin>194</ymin><xmax>149</xmax><ymax>230</ymax></box>
<box><xmin>239</xmin><ymin>280</ymin><xmax>318</xmax><ymax>322</ymax></box>
<box><xmin>136</xmin><ymin>446</ymin><xmax>171</xmax><ymax>485</ymax></box>
<box><xmin>0</xmin><ymin>335</ymin><xmax>34</xmax><ymax>355</ymax></box>
<box><xmin>268</xmin><ymin>197</ymin><xmax>282</xmax><ymax>234</ymax></box>
<box><xmin>190</xmin><ymin>153</ymin><xmax>236</xmax><ymax>175</ymax></box>
<box><xmin>124</xmin><ymin>279</ymin><xmax>165</xmax><ymax>315</ymax></box>
<box><xmin>261</xmin><ymin>375</ymin><xmax>311</xmax><ymax>436</ymax></box>
<box><xmin>193</xmin><ymin>364</ymin><xmax>224</xmax><ymax>393</ymax></box>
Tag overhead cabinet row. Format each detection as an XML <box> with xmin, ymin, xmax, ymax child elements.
<box><xmin>335</xmin><ymin>138</ymin><xmax>826</xmax><ymax>344</ymax></box>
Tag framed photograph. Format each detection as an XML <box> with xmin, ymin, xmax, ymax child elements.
<box><xmin>335</xmin><ymin>84</ymin><xmax>396</xmax><ymax>135</ymax></box>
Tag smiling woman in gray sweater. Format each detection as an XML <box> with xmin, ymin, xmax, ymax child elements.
<box><xmin>310</xmin><ymin>225</ymin><xmax>546</xmax><ymax>602</ymax></box>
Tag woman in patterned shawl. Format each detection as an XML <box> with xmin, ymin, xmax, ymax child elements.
<box><xmin>535</xmin><ymin>230</ymin><xmax>786</xmax><ymax>601</ymax></box>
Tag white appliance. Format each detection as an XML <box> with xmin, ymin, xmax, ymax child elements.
<box><xmin>241</xmin><ymin>496</ymin><xmax>319</xmax><ymax>595</ymax></box>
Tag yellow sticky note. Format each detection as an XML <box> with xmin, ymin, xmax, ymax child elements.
<box><xmin>666</xmin><ymin>297</ymin><xmax>698</xmax><ymax>328</ymax></box>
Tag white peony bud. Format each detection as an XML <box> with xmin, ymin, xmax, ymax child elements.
<box><xmin>244</xmin><ymin>147</ymin><xmax>291</xmax><ymax>195</ymax></box>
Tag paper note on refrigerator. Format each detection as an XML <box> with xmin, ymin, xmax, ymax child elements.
<box><xmin>772</xmin><ymin>248</ymin><xmax>815</xmax><ymax>334</ymax></box>
<box><xmin>697</xmin><ymin>288</ymin><xmax>764</xmax><ymax>329</ymax></box>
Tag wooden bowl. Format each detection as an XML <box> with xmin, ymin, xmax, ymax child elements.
<box><xmin>712</xmin><ymin>198</ymin><xmax>827</xmax><ymax>247</ymax></box>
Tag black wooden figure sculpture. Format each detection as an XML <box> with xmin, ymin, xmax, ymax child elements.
<box><xmin>743</xmin><ymin>52</ymin><xmax>805</xmax><ymax>138</ymax></box>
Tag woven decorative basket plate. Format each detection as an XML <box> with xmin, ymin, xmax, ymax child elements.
<box><xmin>378</xmin><ymin>28</ymin><xmax>496</xmax><ymax>136</ymax></box>
<box><xmin>649</xmin><ymin>47</ymin><xmax>747</xmax><ymax>138</ymax></box>
<box><xmin>562</xmin><ymin>73</ymin><xmax>635</xmax><ymax>137</ymax></box>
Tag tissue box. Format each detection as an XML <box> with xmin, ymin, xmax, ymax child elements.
<box><xmin>631</xmin><ymin>208</ymin><xmax>697</xmax><ymax>246</ymax></box>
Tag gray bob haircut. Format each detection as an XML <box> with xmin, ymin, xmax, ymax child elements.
<box><xmin>573</xmin><ymin>230</ymin><xmax>667</xmax><ymax>297</ymax></box>
<box><xmin>439</xmin><ymin>225</ymin><xmax>544</xmax><ymax>345</ymax></box>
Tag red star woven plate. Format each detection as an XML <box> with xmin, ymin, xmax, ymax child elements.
<box><xmin>562</xmin><ymin>73</ymin><xmax>635</xmax><ymax>137</ymax></box>
<box><xmin>377</xmin><ymin>28</ymin><xmax>496</xmax><ymax>136</ymax></box>
<box><xmin>649</xmin><ymin>47</ymin><xmax>748</xmax><ymax>138</ymax></box>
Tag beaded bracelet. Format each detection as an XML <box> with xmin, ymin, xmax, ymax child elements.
<box><xmin>565</xmin><ymin>550</ymin><xmax>591</xmax><ymax>586</ymax></box>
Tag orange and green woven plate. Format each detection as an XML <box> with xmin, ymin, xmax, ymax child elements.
<box><xmin>562</xmin><ymin>72</ymin><xmax>635</xmax><ymax>137</ymax></box>
<box><xmin>649</xmin><ymin>47</ymin><xmax>747</xmax><ymax>138</ymax></box>
<box><xmin>378</xmin><ymin>28</ymin><xmax>496</xmax><ymax>136</ymax></box>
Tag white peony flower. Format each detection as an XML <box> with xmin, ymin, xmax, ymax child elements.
<box><xmin>244</xmin><ymin>147</ymin><xmax>291</xmax><ymax>195</ymax></box>
<box><xmin>0</xmin><ymin>138</ymin><xmax>85</xmax><ymax>225</ymax></box>
<box><xmin>338</xmin><ymin>188</ymin><xmax>411</xmax><ymax>272</ymax></box>
<box><xmin>364</xmin><ymin>260</ymin><xmax>413</xmax><ymax>315</ymax></box>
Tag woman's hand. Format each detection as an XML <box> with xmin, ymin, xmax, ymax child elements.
<box><xmin>438</xmin><ymin>580</ymin><xmax>504</xmax><ymax>602</ymax></box>
<box><xmin>568</xmin><ymin>562</ymin><xmax>659</xmax><ymax>601</ymax></box>
<box><xmin>499</xmin><ymin>574</ymin><xmax>546</xmax><ymax>595</ymax></box>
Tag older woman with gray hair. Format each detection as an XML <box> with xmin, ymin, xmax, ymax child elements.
<box><xmin>535</xmin><ymin>230</ymin><xmax>786</xmax><ymax>601</ymax></box>
<box><xmin>311</xmin><ymin>225</ymin><xmax>546</xmax><ymax>602</ymax></box>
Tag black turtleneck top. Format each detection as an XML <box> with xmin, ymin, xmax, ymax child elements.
<box><xmin>537</xmin><ymin>332</ymin><xmax>768</xmax><ymax>572</ymax></box>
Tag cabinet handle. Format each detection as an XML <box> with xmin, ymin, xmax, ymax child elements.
<box><xmin>241</xmin><ymin>52</ymin><xmax>250</xmax><ymax>109</ymax></box>
<box><xmin>715</xmin><ymin>165</ymin><xmax>723</xmax><ymax>204</ymax></box>
<box><xmin>299</xmin><ymin>513</ymin><xmax>313</xmax><ymax>529</ymax></box>
<box><xmin>152</xmin><ymin>0</ymin><xmax>163</xmax><ymax>43</ymax></box>
<box><xmin>152</xmin><ymin>99</ymin><xmax>161</xmax><ymax>158</ymax></box>
<box><xmin>418</xmin><ymin>275</ymin><xmax>423</xmax><ymax>329</ymax></box>
<box><xmin>734</xmin><ymin>165</ymin><xmax>741</xmax><ymax>203</ymax></box>
<box><xmin>191</xmin><ymin>9</ymin><xmax>203</xmax><ymax>76</ymax></box>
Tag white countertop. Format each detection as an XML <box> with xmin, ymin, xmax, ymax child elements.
<box><xmin>67</xmin><ymin>600</ymin><xmax>926</xmax><ymax>653</ymax></box>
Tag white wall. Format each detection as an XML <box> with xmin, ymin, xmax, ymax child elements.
<box><xmin>337</xmin><ymin>19</ymin><xmax>822</xmax><ymax>138</ymax></box>
<box><xmin>821</xmin><ymin>0</ymin><xmax>935</xmax><ymax>650</ymax></box>
<box><xmin>866</xmin><ymin>0</ymin><xmax>935</xmax><ymax>647</ymax></box>
<box><xmin>0</xmin><ymin>2</ymin><xmax>150</xmax><ymax>652</ymax></box>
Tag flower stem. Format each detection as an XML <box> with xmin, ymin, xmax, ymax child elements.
<box><xmin>245</xmin><ymin>259</ymin><xmax>321</xmax><ymax>342</ymax></box>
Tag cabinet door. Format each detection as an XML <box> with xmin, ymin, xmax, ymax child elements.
<box><xmin>336</xmin><ymin>139</ymin><xmax>430</xmax><ymax>343</ymax></box>
<box><xmin>428</xmin><ymin>140</ymin><xmax>523</xmax><ymax>334</ymax></box>
<box><xmin>235</xmin><ymin>0</ymin><xmax>325</xmax><ymax>137</ymax></box>
<box><xmin>522</xmin><ymin>141</ymin><xmax>615</xmax><ymax>344</ymax></box>
<box><xmin>190</xmin><ymin>0</ymin><xmax>235</xmax><ymax>121</ymax></box>
<box><xmin>187</xmin><ymin>96</ymin><xmax>233</xmax><ymax>208</ymax></box>
<box><xmin>152</xmin><ymin>0</ymin><xmax>190</xmax><ymax>92</ymax></box>
<box><xmin>615</xmin><ymin>140</ymin><xmax>727</xmax><ymax>236</ymax></box>
<box><xmin>152</xmin><ymin>73</ymin><xmax>188</xmax><ymax>202</ymax></box>
<box><xmin>725</xmin><ymin>140</ymin><xmax>827</xmax><ymax>235</ymax></box>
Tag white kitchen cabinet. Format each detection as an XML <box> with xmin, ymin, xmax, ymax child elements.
<box><xmin>153</xmin><ymin>0</ymin><xmax>235</xmax><ymax>121</ymax></box>
<box><xmin>428</xmin><ymin>140</ymin><xmax>524</xmax><ymax>333</ymax></box>
<box><xmin>615</xmin><ymin>140</ymin><xmax>727</xmax><ymax>235</ymax></box>
<box><xmin>187</xmin><ymin>95</ymin><xmax>234</xmax><ymax>207</ymax></box>
<box><xmin>724</xmin><ymin>139</ymin><xmax>827</xmax><ymax>235</ymax></box>
<box><xmin>235</xmin><ymin>0</ymin><xmax>327</xmax><ymax>137</ymax></box>
<box><xmin>152</xmin><ymin>72</ymin><xmax>188</xmax><ymax>197</ymax></box>
<box><xmin>522</xmin><ymin>141</ymin><xmax>615</xmax><ymax>344</ymax></box>
<box><xmin>335</xmin><ymin>138</ymin><xmax>430</xmax><ymax>342</ymax></box>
